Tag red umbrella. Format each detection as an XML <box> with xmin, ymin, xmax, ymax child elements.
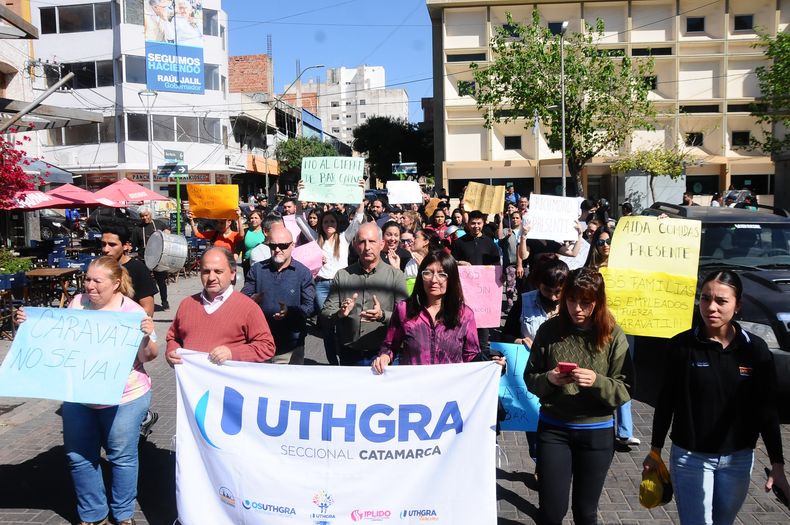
<box><xmin>46</xmin><ymin>183</ymin><xmax>122</xmax><ymax>208</ymax></box>
<box><xmin>1</xmin><ymin>190</ymin><xmax>72</xmax><ymax>210</ymax></box>
<box><xmin>94</xmin><ymin>178</ymin><xmax>170</xmax><ymax>205</ymax></box>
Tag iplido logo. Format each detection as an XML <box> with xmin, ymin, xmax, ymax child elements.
<box><xmin>351</xmin><ymin>509</ymin><xmax>392</xmax><ymax>521</ymax></box>
<box><xmin>193</xmin><ymin>387</ymin><xmax>463</xmax><ymax>449</ymax></box>
<box><xmin>218</xmin><ymin>486</ymin><xmax>235</xmax><ymax>507</ymax></box>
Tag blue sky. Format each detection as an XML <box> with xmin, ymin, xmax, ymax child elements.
<box><xmin>224</xmin><ymin>0</ymin><xmax>433</xmax><ymax>123</ymax></box>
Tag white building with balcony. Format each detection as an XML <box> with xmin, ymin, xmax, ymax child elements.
<box><xmin>29</xmin><ymin>0</ymin><xmax>234</xmax><ymax>196</ymax></box>
<box><xmin>427</xmin><ymin>0</ymin><xmax>788</xmax><ymax>201</ymax></box>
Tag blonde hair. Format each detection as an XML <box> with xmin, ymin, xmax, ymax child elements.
<box><xmin>88</xmin><ymin>256</ymin><xmax>135</xmax><ymax>298</ymax></box>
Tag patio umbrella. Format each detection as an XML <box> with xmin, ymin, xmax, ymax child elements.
<box><xmin>94</xmin><ymin>178</ymin><xmax>169</xmax><ymax>205</ymax></box>
<box><xmin>45</xmin><ymin>183</ymin><xmax>122</xmax><ymax>208</ymax></box>
<box><xmin>1</xmin><ymin>190</ymin><xmax>72</xmax><ymax>210</ymax></box>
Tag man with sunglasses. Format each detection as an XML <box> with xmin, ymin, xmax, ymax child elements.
<box><xmin>241</xmin><ymin>225</ymin><xmax>315</xmax><ymax>365</ymax></box>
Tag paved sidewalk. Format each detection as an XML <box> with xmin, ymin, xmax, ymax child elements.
<box><xmin>1</xmin><ymin>274</ymin><xmax>789</xmax><ymax>524</ymax></box>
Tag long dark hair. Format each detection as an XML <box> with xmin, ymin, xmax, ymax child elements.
<box><xmin>317</xmin><ymin>209</ymin><xmax>346</xmax><ymax>259</ymax></box>
<box><xmin>584</xmin><ymin>225</ymin><xmax>613</xmax><ymax>269</ymax></box>
<box><xmin>558</xmin><ymin>267</ymin><xmax>616</xmax><ymax>353</ymax></box>
<box><xmin>405</xmin><ymin>250</ymin><xmax>464</xmax><ymax>328</ymax></box>
<box><xmin>414</xmin><ymin>227</ymin><xmax>443</xmax><ymax>253</ymax></box>
<box><xmin>529</xmin><ymin>253</ymin><xmax>569</xmax><ymax>288</ymax></box>
<box><xmin>700</xmin><ymin>270</ymin><xmax>743</xmax><ymax>301</ymax></box>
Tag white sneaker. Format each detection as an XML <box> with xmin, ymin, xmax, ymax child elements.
<box><xmin>617</xmin><ymin>436</ymin><xmax>641</xmax><ymax>446</ymax></box>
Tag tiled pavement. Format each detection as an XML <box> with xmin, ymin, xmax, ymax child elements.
<box><xmin>1</xmin><ymin>275</ymin><xmax>789</xmax><ymax>524</ymax></box>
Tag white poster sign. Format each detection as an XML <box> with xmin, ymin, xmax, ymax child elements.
<box><xmin>386</xmin><ymin>180</ymin><xmax>423</xmax><ymax>204</ymax></box>
<box><xmin>526</xmin><ymin>194</ymin><xmax>583</xmax><ymax>242</ymax></box>
<box><xmin>558</xmin><ymin>239</ymin><xmax>590</xmax><ymax>270</ymax></box>
<box><xmin>175</xmin><ymin>352</ymin><xmax>500</xmax><ymax>525</ymax></box>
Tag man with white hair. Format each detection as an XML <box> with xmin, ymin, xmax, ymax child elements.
<box><xmin>241</xmin><ymin>225</ymin><xmax>315</xmax><ymax>364</ymax></box>
<box><xmin>131</xmin><ymin>206</ymin><xmax>170</xmax><ymax>310</ymax></box>
<box><xmin>320</xmin><ymin>222</ymin><xmax>408</xmax><ymax>366</ymax></box>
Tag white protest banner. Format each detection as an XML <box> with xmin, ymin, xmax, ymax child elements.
<box><xmin>526</xmin><ymin>194</ymin><xmax>583</xmax><ymax>242</ymax></box>
<box><xmin>386</xmin><ymin>180</ymin><xmax>422</xmax><ymax>204</ymax></box>
<box><xmin>558</xmin><ymin>239</ymin><xmax>590</xmax><ymax>270</ymax></box>
<box><xmin>459</xmin><ymin>265</ymin><xmax>503</xmax><ymax>328</ymax></box>
<box><xmin>292</xmin><ymin>241</ymin><xmax>323</xmax><ymax>277</ymax></box>
<box><xmin>0</xmin><ymin>307</ymin><xmax>144</xmax><ymax>404</ymax></box>
<box><xmin>299</xmin><ymin>156</ymin><xmax>365</xmax><ymax>204</ymax></box>
<box><xmin>176</xmin><ymin>352</ymin><xmax>500</xmax><ymax>525</ymax></box>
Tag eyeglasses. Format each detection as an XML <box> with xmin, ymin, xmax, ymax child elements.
<box><xmin>596</xmin><ymin>238</ymin><xmax>612</xmax><ymax>246</ymax></box>
<box><xmin>401</xmin><ymin>239</ymin><xmax>414</xmax><ymax>245</ymax></box>
<box><xmin>266</xmin><ymin>242</ymin><xmax>292</xmax><ymax>251</ymax></box>
<box><xmin>421</xmin><ymin>270</ymin><xmax>449</xmax><ymax>282</ymax></box>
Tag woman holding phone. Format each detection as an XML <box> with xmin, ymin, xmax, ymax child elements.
<box><xmin>524</xmin><ymin>267</ymin><xmax>632</xmax><ymax>525</ymax></box>
<box><xmin>644</xmin><ymin>270</ymin><xmax>789</xmax><ymax>524</ymax></box>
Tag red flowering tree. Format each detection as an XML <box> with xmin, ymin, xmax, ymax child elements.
<box><xmin>0</xmin><ymin>134</ymin><xmax>37</xmax><ymax>209</ymax></box>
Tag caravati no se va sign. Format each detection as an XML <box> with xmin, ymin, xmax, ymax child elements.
<box><xmin>144</xmin><ymin>0</ymin><xmax>205</xmax><ymax>94</ymax></box>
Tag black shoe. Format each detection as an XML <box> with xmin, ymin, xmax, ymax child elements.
<box><xmin>140</xmin><ymin>410</ymin><xmax>159</xmax><ymax>439</ymax></box>
<box><xmin>161</xmin><ymin>301</ymin><xmax>170</xmax><ymax>311</ymax></box>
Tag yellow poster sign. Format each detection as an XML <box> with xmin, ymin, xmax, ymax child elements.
<box><xmin>463</xmin><ymin>182</ymin><xmax>506</xmax><ymax>216</ymax></box>
<box><xmin>601</xmin><ymin>216</ymin><xmax>701</xmax><ymax>337</ymax></box>
<box><xmin>187</xmin><ymin>184</ymin><xmax>239</xmax><ymax>219</ymax></box>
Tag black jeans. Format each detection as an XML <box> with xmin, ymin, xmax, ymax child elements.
<box><xmin>153</xmin><ymin>271</ymin><xmax>168</xmax><ymax>304</ymax></box>
<box><xmin>536</xmin><ymin>421</ymin><xmax>614</xmax><ymax>525</ymax></box>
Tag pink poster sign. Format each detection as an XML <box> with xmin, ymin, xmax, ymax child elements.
<box><xmin>459</xmin><ymin>265</ymin><xmax>503</xmax><ymax>329</ymax></box>
<box><xmin>292</xmin><ymin>241</ymin><xmax>324</xmax><ymax>277</ymax></box>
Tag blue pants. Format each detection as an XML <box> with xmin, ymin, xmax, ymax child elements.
<box><xmin>615</xmin><ymin>400</ymin><xmax>634</xmax><ymax>439</ymax></box>
<box><xmin>62</xmin><ymin>391</ymin><xmax>151</xmax><ymax>522</ymax></box>
<box><xmin>670</xmin><ymin>444</ymin><xmax>754</xmax><ymax>525</ymax></box>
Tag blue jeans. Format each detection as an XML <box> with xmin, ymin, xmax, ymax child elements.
<box><xmin>670</xmin><ymin>444</ymin><xmax>754</xmax><ymax>525</ymax></box>
<box><xmin>62</xmin><ymin>391</ymin><xmax>151</xmax><ymax>522</ymax></box>
<box><xmin>616</xmin><ymin>401</ymin><xmax>633</xmax><ymax>439</ymax></box>
<box><xmin>316</xmin><ymin>280</ymin><xmax>338</xmax><ymax>365</ymax></box>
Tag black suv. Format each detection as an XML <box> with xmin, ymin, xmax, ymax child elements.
<box><xmin>636</xmin><ymin>202</ymin><xmax>790</xmax><ymax>396</ymax></box>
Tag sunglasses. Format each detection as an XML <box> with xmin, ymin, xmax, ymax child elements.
<box><xmin>401</xmin><ymin>239</ymin><xmax>414</xmax><ymax>244</ymax></box>
<box><xmin>266</xmin><ymin>242</ymin><xmax>292</xmax><ymax>251</ymax></box>
<box><xmin>596</xmin><ymin>238</ymin><xmax>612</xmax><ymax>246</ymax></box>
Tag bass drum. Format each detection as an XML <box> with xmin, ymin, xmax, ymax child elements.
<box><xmin>144</xmin><ymin>231</ymin><xmax>188</xmax><ymax>272</ymax></box>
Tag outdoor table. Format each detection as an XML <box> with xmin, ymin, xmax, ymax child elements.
<box><xmin>24</xmin><ymin>268</ymin><xmax>81</xmax><ymax>307</ymax></box>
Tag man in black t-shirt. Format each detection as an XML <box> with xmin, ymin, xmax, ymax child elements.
<box><xmin>131</xmin><ymin>207</ymin><xmax>170</xmax><ymax>310</ymax></box>
<box><xmin>101</xmin><ymin>225</ymin><xmax>158</xmax><ymax>317</ymax></box>
<box><xmin>451</xmin><ymin>210</ymin><xmax>501</xmax><ymax>266</ymax></box>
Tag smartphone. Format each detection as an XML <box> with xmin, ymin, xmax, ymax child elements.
<box><xmin>557</xmin><ymin>362</ymin><xmax>578</xmax><ymax>374</ymax></box>
<box><xmin>765</xmin><ymin>467</ymin><xmax>790</xmax><ymax>508</ymax></box>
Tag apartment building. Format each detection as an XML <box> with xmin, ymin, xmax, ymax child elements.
<box><xmin>427</xmin><ymin>0</ymin><xmax>789</xmax><ymax>200</ymax></box>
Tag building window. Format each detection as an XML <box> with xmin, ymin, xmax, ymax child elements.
<box><xmin>732</xmin><ymin>131</ymin><xmax>751</xmax><ymax>147</ymax></box>
<box><xmin>548</xmin><ymin>22</ymin><xmax>565</xmax><ymax>35</ymax></box>
<box><xmin>331</xmin><ymin>114</ymin><xmax>340</xmax><ymax>120</ymax></box>
<box><xmin>331</xmin><ymin>101</ymin><xmax>339</xmax><ymax>107</ymax></box>
<box><xmin>644</xmin><ymin>76</ymin><xmax>658</xmax><ymax>90</ymax></box>
<box><xmin>458</xmin><ymin>80</ymin><xmax>476</xmax><ymax>97</ymax></box>
<box><xmin>94</xmin><ymin>2</ymin><xmax>112</xmax><ymax>29</ymax></box>
<box><xmin>127</xmin><ymin>113</ymin><xmax>149</xmax><ymax>141</ymax></box>
<box><xmin>727</xmin><ymin>103</ymin><xmax>752</xmax><ymax>112</ymax></box>
<box><xmin>331</xmin><ymin>127</ymin><xmax>340</xmax><ymax>133</ymax></box>
<box><xmin>502</xmin><ymin>23</ymin><xmax>519</xmax><ymax>38</ymax></box>
<box><xmin>99</xmin><ymin>116</ymin><xmax>117</xmax><ymax>143</ymax></box>
<box><xmin>40</xmin><ymin>7</ymin><xmax>57</xmax><ymax>34</ymax></box>
<box><xmin>203</xmin><ymin>8</ymin><xmax>219</xmax><ymax>36</ymax></box>
<box><xmin>733</xmin><ymin>15</ymin><xmax>753</xmax><ymax>31</ymax></box>
<box><xmin>64</xmin><ymin>123</ymin><xmax>98</xmax><ymax>145</ymax></box>
<box><xmin>124</xmin><ymin>0</ymin><xmax>144</xmax><ymax>25</ymax></box>
<box><xmin>59</xmin><ymin>4</ymin><xmax>95</xmax><ymax>33</ymax></box>
<box><xmin>345</xmin><ymin>101</ymin><xmax>352</xmax><ymax>106</ymax></box>
<box><xmin>680</xmin><ymin>104</ymin><xmax>719</xmax><ymax>113</ymax></box>
<box><xmin>96</xmin><ymin>60</ymin><xmax>114</xmax><ymax>86</ymax></box>
<box><xmin>504</xmin><ymin>135</ymin><xmax>522</xmax><ymax>150</ymax></box>
<box><xmin>200</xmin><ymin>117</ymin><xmax>221</xmax><ymax>144</ymax></box>
<box><xmin>359</xmin><ymin>99</ymin><xmax>366</xmax><ymax>105</ymax></box>
<box><xmin>204</xmin><ymin>64</ymin><xmax>220</xmax><ymax>90</ymax></box>
<box><xmin>48</xmin><ymin>60</ymin><xmax>114</xmax><ymax>89</ymax></box>
<box><xmin>125</xmin><ymin>55</ymin><xmax>146</xmax><ymax>84</ymax></box>
<box><xmin>446</xmin><ymin>53</ymin><xmax>486</xmax><ymax>62</ymax></box>
<box><xmin>220</xmin><ymin>25</ymin><xmax>226</xmax><ymax>49</ymax></box>
<box><xmin>360</xmin><ymin>113</ymin><xmax>366</xmax><ymax>119</ymax></box>
<box><xmin>685</xmin><ymin>132</ymin><xmax>704</xmax><ymax>146</ymax></box>
<box><xmin>152</xmin><ymin>115</ymin><xmax>175</xmax><ymax>141</ymax></box>
<box><xmin>345</xmin><ymin>114</ymin><xmax>352</xmax><ymax>118</ymax></box>
<box><xmin>221</xmin><ymin>75</ymin><xmax>226</xmax><ymax>97</ymax></box>
<box><xmin>345</xmin><ymin>127</ymin><xmax>352</xmax><ymax>131</ymax></box>
<box><xmin>48</xmin><ymin>128</ymin><xmax>64</xmax><ymax>146</ymax></box>
<box><xmin>632</xmin><ymin>47</ymin><xmax>672</xmax><ymax>56</ymax></box>
<box><xmin>686</xmin><ymin>17</ymin><xmax>705</xmax><ymax>33</ymax></box>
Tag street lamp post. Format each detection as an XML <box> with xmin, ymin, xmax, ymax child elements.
<box><xmin>138</xmin><ymin>89</ymin><xmax>158</xmax><ymax>191</ymax></box>
<box><xmin>263</xmin><ymin>64</ymin><xmax>324</xmax><ymax>194</ymax></box>
<box><xmin>559</xmin><ymin>21</ymin><xmax>569</xmax><ymax>197</ymax></box>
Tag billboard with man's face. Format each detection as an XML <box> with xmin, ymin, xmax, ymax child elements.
<box><xmin>144</xmin><ymin>0</ymin><xmax>205</xmax><ymax>94</ymax></box>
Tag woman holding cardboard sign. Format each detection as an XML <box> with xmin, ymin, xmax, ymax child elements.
<box><xmin>524</xmin><ymin>267</ymin><xmax>632</xmax><ymax>525</ymax></box>
<box><xmin>15</xmin><ymin>256</ymin><xmax>157</xmax><ymax>525</ymax></box>
<box><xmin>187</xmin><ymin>208</ymin><xmax>243</xmax><ymax>255</ymax></box>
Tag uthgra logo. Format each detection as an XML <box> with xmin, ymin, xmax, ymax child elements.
<box><xmin>193</xmin><ymin>387</ymin><xmax>463</xmax><ymax>448</ymax></box>
<box><xmin>351</xmin><ymin>509</ymin><xmax>392</xmax><ymax>521</ymax></box>
<box><xmin>400</xmin><ymin>509</ymin><xmax>439</xmax><ymax>521</ymax></box>
<box><xmin>241</xmin><ymin>499</ymin><xmax>296</xmax><ymax>515</ymax></box>
<box><xmin>313</xmin><ymin>491</ymin><xmax>334</xmax><ymax>513</ymax></box>
<box><xmin>218</xmin><ymin>486</ymin><xmax>235</xmax><ymax>507</ymax></box>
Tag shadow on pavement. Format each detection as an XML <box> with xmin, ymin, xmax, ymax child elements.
<box><xmin>496</xmin><ymin>479</ymin><xmax>539</xmax><ymax>522</ymax></box>
<box><xmin>0</xmin><ymin>445</ymin><xmax>76</xmax><ymax>523</ymax></box>
<box><xmin>137</xmin><ymin>440</ymin><xmax>177</xmax><ymax>525</ymax></box>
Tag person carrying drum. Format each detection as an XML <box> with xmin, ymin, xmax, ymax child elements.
<box><xmin>132</xmin><ymin>207</ymin><xmax>170</xmax><ymax>311</ymax></box>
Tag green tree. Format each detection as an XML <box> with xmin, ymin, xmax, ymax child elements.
<box><xmin>611</xmin><ymin>147</ymin><xmax>688</xmax><ymax>203</ymax></box>
<box><xmin>471</xmin><ymin>10</ymin><xmax>655</xmax><ymax>196</ymax></box>
<box><xmin>751</xmin><ymin>31</ymin><xmax>790</xmax><ymax>154</ymax></box>
<box><xmin>274</xmin><ymin>136</ymin><xmax>337</xmax><ymax>174</ymax></box>
<box><xmin>352</xmin><ymin>116</ymin><xmax>433</xmax><ymax>188</ymax></box>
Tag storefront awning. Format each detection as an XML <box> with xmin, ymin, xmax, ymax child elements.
<box><xmin>246</xmin><ymin>154</ymin><xmax>279</xmax><ymax>176</ymax></box>
<box><xmin>0</xmin><ymin>98</ymin><xmax>104</xmax><ymax>132</ymax></box>
<box><xmin>0</xmin><ymin>5</ymin><xmax>38</xmax><ymax>39</ymax></box>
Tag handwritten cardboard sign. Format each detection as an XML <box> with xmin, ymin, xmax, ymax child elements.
<box><xmin>601</xmin><ymin>216</ymin><xmax>701</xmax><ymax>337</ymax></box>
<box><xmin>292</xmin><ymin>241</ymin><xmax>323</xmax><ymax>277</ymax></box>
<box><xmin>526</xmin><ymin>194</ymin><xmax>582</xmax><ymax>242</ymax></box>
<box><xmin>282</xmin><ymin>215</ymin><xmax>303</xmax><ymax>244</ymax></box>
<box><xmin>187</xmin><ymin>184</ymin><xmax>239</xmax><ymax>219</ymax></box>
<box><xmin>491</xmin><ymin>342</ymin><xmax>541</xmax><ymax>432</ymax></box>
<box><xmin>386</xmin><ymin>180</ymin><xmax>422</xmax><ymax>204</ymax></box>
<box><xmin>463</xmin><ymin>182</ymin><xmax>506</xmax><ymax>216</ymax></box>
<box><xmin>0</xmin><ymin>307</ymin><xmax>145</xmax><ymax>404</ymax></box>
<box><xmin>459</xmin><ymin>265</ymin><xmax>502</xmax><ymax>328</ymax></box>
<box><xmin>299</xmin><ymin>156</ymin><xmax>365</xmax><ymax>204</ymax></box>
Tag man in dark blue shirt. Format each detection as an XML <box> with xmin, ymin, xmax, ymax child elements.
<box><xmin>242</xmin><ymin>225</ymin><xmax>315</xmax><ymax>364</ymax></box>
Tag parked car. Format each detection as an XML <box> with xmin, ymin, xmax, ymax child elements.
<box><xmin>38</xmin><ymin>209</ymin><xmax>70</xmax><ymax>240</ymax></box>
<box><xmin>636</xmin><ymin>202</ymin><xmax>790</xmax><ymax>398</ymax></box>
